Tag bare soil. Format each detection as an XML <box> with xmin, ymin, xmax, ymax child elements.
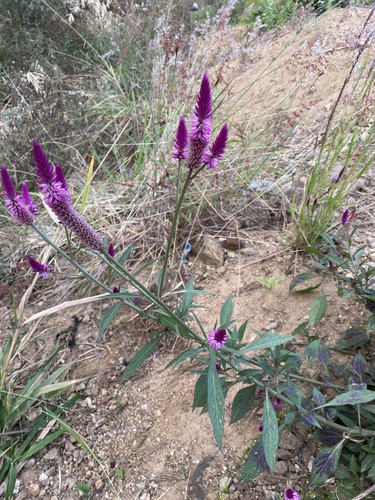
<box><xmin>1</xmin><ymin>5</ymin><xmax>375</xmax><ymax>500</ymax></box>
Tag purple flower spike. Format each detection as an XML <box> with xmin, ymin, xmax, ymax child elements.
<box><xmin>284</xmin><ymin>488</ymin><xmax>301</xmax><ymax>500</ymax></box>
<box><xmin>208</xmin><ymin>329</ymin><xmax>227</xmax><ymax>349</ymax></box>
<box><xmin>273</xmin><ymin>398</ymin><xmax>283</xmax><ymax>412</ymax></box>
<box><xmin>54</xmin><ymin>164</ymin><xmax>71</xmax><ymax>203</ymax></box>
<box><xmin>172</xmin><ymin>117</ymin><xmax>188</xmax><ymax>160</ymax></box>
<box><xmin>203</xmin><ymin>123</ymin><xmax>228</xmax><ymax>170</ymax></box>
<box><xmin>29</xmin><ymin>257</ymin><xmax>51</xmax><ymax>279</ymax></box>
<box><xmin>108</xmin><ymin>242</ymin><xmax>115</xmax><ymax>257</ymax></box>
<box><xmin>1</xmin><ymin>166</ymin><xmax>35</xmax><ymax>225</ymax></box>
<box><xmin>186</xmin><ymin>74</ymin><xmax>212</xmax><ymax>170</ymax></box>
<box><xmin>33</xmin><ymin>140</ymin><xmax>55</xmax><ymax>185</ymax></box>
<box><xmin>341</xmin><ymin>208</ymin><xmax>349</xmax><ymax>225</ymax></box>
<box><xmin>21</xmin><ymin>182</ymin><xmax>38</xmax><ymax>215</ymax></box>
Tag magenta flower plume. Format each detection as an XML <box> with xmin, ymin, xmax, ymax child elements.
<box><xmin>29</xmin><ymin>257</ymin><xmax>51</xmax><ymax>279</ymax></box>
<box><xmin>21</xmin><ymin>182</ymin><xmax>38</xmax><ymax>215</ymax></box>
<box><xmin>33</xmin><ymin>141</ymin><xmax>102</xmax><ymax>250</ymax></box>
<box><xmin>1</xmin><ymin>166</ymin><xmax>35</xmax><ymax>225</ymax></box>
<box><xmin>172</xmin><ymin>117</ymin><xmax>188</xmax><ymax>160</ymax></box>
<box><xmin>203</xmin><ymin>123</ymin><xmax>228</xmax><ymax>170</ymax></box>
<box><xmin>208</xmin><ymin>329</ymin><xmax>227</xmax><ymax>349</ymax></box>
<box><xmin>186</xmin><ymin>74</ymin><xmax>212</xmax><ymax>170</ymax></box>
<box><xmin>33</xmin><ymin>141</ymin><xmax>70</xmax><ymax>206</ymax></box>
<box><xmin>108</xmin><ymin>242</ymin><xmax>115</xmax><ymax>257</ymax></box>
<box><xmin>284</xmin><ymin>489</ymin><xmax>300</xmax><ymax>500</ymax></box>
<box><xmin>341</xmin><ymin>208</ymin><xmax>349</xmax><ymax>225</ymax></box>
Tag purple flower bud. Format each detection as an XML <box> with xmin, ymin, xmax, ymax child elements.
<box><xmin>108</xmin><ymin>242</ymin><xmax>115</xmax><ymax>257</ymax></box>
<box><xmin>29</xmin><ymin>257</ymin><xmax>51</xmax><ymax>279</ymax></box>
<box><xmin>1</xmin><ymin>166</ymin><xmax>35</xmax><ymax>225</ymax></box>
<box><xmin>203</xmin><ymin>123</ymin><xmax>228</xmax><ymax>170</ymax></box>
<box><xmin>208</xmin><ymin>329</ymin><xmax>227</xmax><ymax>349</ymax></box>
<box><xmin>273</xmin><ymin>398</ymin><xmax>283</xmax><ymax>412</ymax></box>
<box><xmin>284</xmin><ymin>488</ymin><xmax>301</xmax><ymax>500</ymax></box>
<box><xmin>172</xmin><ymin>117</ymin><xmax>188</xmax><ymax>160</ymax></box>
<box><xmin>215</xmin><ymin>363</ymin><xmax>221</xmax><ymax>372</ymax></box>
<box><xmin>258</xmin><ymin>419</ymin><xmax>263</xmax><ymax>432</ymax></box>
<box><xmin>332</xmin><ymin>166</ymin><xmax>345</xmax><ymax>184</ymax></box>
<box><xmin>341</xmin><ymin>208</ymin><xmax>349</xmax><ymax>225</ymax></box>
<box><xmin>113</xmin><ymin>286</ymin><xmax>120</xmax><ymax>293</ymax></box>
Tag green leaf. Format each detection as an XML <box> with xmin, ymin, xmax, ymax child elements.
<box><xmin>230</xmin><ymin>385</ymin><xmax>256</xmax><ymax>425</ymax></box>
<box><xmin>263</xmin><ymin>390</ymin><xmax>279</xmax><ymax>473</ymax></box>
<box><xmin>220</xmin><ymin>296</ymin><xmax>233</xmax><ymax>328</ymax></box>
<box><xmin>282</xmin><ymin>381</ymin><xmax>304</xmax><ymax>409</ymax></box>
<box><xmin>208</xmin><ymin>349</ymin><xmax>225</xmax><ymax>451</ymax></box>
<box><xmin>193</xmin><ymin>374</ymin><xmax>208</xmax><ymax>410</ymax></box>
<box><xmin>98</xmin><ymin>303</ymin><xmax>121</xmax><ymax>340</ymax></box>
<box><xmin>237</xmin><ymin>320</ymin><xmax>248</xmax><ymax>341</ymax></box>
<box><xmin>289</xmin><ymin>272</ymin><xmax>320</xmax><ymax>292</ymax></box>
<box><xmin>367</xmin><ymin>314</ymin><xmax>375</xmax><ymax>333</ymax></box>
<box><xmin>164</xmin><ymin>348</ymin><xmax>205</xmax><ymax>369</ymax></box>
<box><xmin>242</xmin><ymin>331</ymin><xmax>293</xmax><ymax>352</ymax></box>
<box><xmin>240</xmin><ymin>438</ymin><xmax>268</xmax><ymax>482</ymax></box>
<box><xmin>315</xmin><ymin>389</ymin><xmax>375</xmax><ymax>408</ymax></box>
<box><xmin>309</xmin><ymin>293</ymin><xmax>327</xmax><ymax>327</ymax></box>
<box><xmin>80</xmin><ymin>154</ymin><xmax>94</xmax><ymax>211</ymax></box>
<box><xmin>310</xmin><ymin>441</ymin><xmax>345</xmax><ymax>486</ymax></box>
<box><xmin>121</xmin><ymin>336</ymin><xmax>161</xmax><ymax>382</ymax></box>
<box><xmin>305</xmin><ymin>339</ymin><xmax>331</xmax><ymax>369</ymax></box>
<box><xmin>5</xmin><ymin>462</ymin><xmax>18</xmax><ymax>500</ymax></box>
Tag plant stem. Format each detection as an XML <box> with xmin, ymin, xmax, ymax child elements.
<box><xmin>158</xmin><ymin>169</ymin><xmax>192</xmax><ymax>297</ymax></box>
<box><xmin>99</xmin><ymin>249</ymin><xmax>203</xmax><ymax>344</ymax></box>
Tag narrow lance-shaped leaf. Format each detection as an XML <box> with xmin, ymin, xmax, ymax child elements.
<box><xmin>121</xmin><ymin>335</ymin><xmax>162</xmax><ymax>382</ymax></box>
<box><xmin>309</xmin><ymin>440</ymin><xmax>345</xmax><ymax>486</ymax></box>
<box><xmin>230</xmin><ymin>385</ymin><xmax>256</xmax><ymax>425</ymax></box>
<box><xmin>239</xmin><ymin>437</ymin><xmax>268</xmax><ymax>482</ymax></box>
<box><xmin>309</xmin><ymin>293</ymin><xmax>327</xmax><ymax>327</ymax></box>
<box><xmin>98</xmin><ymin>303</ymin><xmax>121</xmax><ymax>340</ymax></box>
<box><xmin>315</xmin><ymin>389</ymin><xmax>375</xmax><ymax>409</ymax></box>
<box><xmin>220</xmin><ymin>296</ymin><xmax>233</xmax><ymax>328</ymax></box>
<box><xmin>263</xmin><ymin>390</ymin><xmax>279</xmax><ymax>473</ymax></box>
<box><xmin>242</xmin><ymin>331</ymin><xmax>293</xmax><ymax>352</ymax></box>
<box><xmin>208</xmin><ymin>348</ymin><xmax>225</xmax><ymax>451</ymax></box>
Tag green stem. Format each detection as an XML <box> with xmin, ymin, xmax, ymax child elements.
<box><xmin>99</xmin><ymin>249</ymin><xmax>203</xmax><ymax>344</ymax></box>
<box><xmin>158</xmin><ymin>169</ymin><xmax>192</xmax><ymax>297</ymax></box>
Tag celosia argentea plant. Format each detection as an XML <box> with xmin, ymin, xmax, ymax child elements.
<box><xmin>4</xmin><ymin>74</ymin><xmax>375</xmax><ymax>498</ymax></box>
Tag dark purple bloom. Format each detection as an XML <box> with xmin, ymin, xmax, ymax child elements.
<box><xmin>172</xmin><ymin>117</ymin><xmax>188</xmax><ymax>160</ymax></box>
<box><xmin>1</xmin><ymin>166</ymin><xmax>35</xmax><ymax>225</ymax></box>
<box><xmin>33</xmin><ymin>141</ymin><xmax>70</xmax><ymax>206</ymax></box>
<box><xmin>108</xmin><ymin>243</ymin><xmax>115</xmax><ymax>257</ymax></box>
<box><xmin>273</xmin><ymin>398</ymin><xmax>283</xmax><ymax>412</ymax></box>
<box><xmin>33</xmin><ymin>142</ymin><xmax>102</xmax><ymax>250</ymax></box>
<box><xmin>113</xmin><ymin>286</ymin><xmax>120</xmax><ymax>293</ymax></box>
<box><xmin>29</xmin><ymin>257</ymin><xmax>51</xmax><ymax>279</ymax></box>
<box><xmin>186</xmin><ymin>74</ymin><xmax>212</xmax><ymax>170</ymax></box>
<box><xmin>203</xmin><ymin>123</ymin><xmax>228</xmax><ymax>170</ymax></box>
<box><xmin>208</xmin><ymin>329</ymin><xmax>227</xmax><ymax>349</ymax></box>
<box><xmin>258</xmin><ymin>419</ymin><xmax>263</xmax><ymax>432</ymax></box>
<box><xmin>284</xmin><ymin>489</ymin><xmax>300</xmax><ymax>500</ymax></box>
<box><xmin>341</xmin><ymin>208</ymin><xmax>349</xmax><ymax>225</ymax></box>
<box><xmin>21</xmin><ymin>182</ymin><xmax>38</xmax><ymax>215</ymax></box>
<box><xmin>215</xmin><ymin>363</ymin><xmax>221</xmax><ymax>372</ymax></box>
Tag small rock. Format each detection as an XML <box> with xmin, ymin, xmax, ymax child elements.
<box><xmin>65</xmin><ymin>439</ymin><xmax>74</xmax><ymax>452</ymax></box>
<box><xmin>95</xmin><ymin>478</ymin><xmax>104</xmax><ymax>490</ymax></box>
<box><xmin>192</xmin><ymin>236</ymin><xmax>224</xmax><ymax>267</ymax></box>
<box><xmin>27</xmin><ymin>483</ymin><xmax>40</xmax><ymax>497</ymax></box>
<box><xmin>223</xmin><ymin>238</ymin><xmax>245</xmax><ymax>250</ymax></box>
<box><xmin>277</xmin><ymin>449</ymin><xmax>295</xmax><ymax>460</ymax></box>
<box><xmin>274</xmin><ymin>461</ymin><xmax>288</xmax><ymax>475</ymax></box>
<box><xmin>279</xmin><ymin>432</ymin><xmax>302</xmax><ymax>451</ymax></box>
<box><xmin>39</xmin><ymin>472</ymin><xmax>49</xmax><ymax>485</ymax></box>
<box><xmin>13</xmin><ymin>479</ymin><xmax>21</xmax><ymax>495</ymax></box>
<box><xmin>241</xmin><ymin>247</ymin><xmax>258</xmax><ymax>256</ymax></box>
<box><xmin>44</xmin><ymin>448</ymin><xmax>59</xmax><ymax>460</ymax></box>
<box><xmin>219</xmin><ymin>475</ymin><xmax>231</xmax><ymax>491</ymax></box>
<box><xmin>264</xmin><ymin>321</ymin><xmax>278</xmax><ymax>331</ymax></box>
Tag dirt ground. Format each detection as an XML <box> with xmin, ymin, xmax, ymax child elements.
<box><xmin>1</xmin><ymin>5</ymin><xmax>375</xmax><ymax>500</ymax></box>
